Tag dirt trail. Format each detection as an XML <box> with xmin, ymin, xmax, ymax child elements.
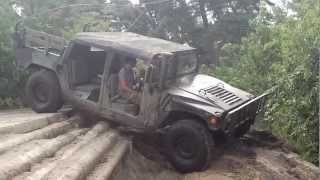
<box><xmin>117</xmin><ymin>131</ymin><xmax>319</xmax><ymax>180</ymax></box>
<box><xmin>0</xmin><ymin>110</ymin><xmax>318</xmax><ymax>180</ymax></box>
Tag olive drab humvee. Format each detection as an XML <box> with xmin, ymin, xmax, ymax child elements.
<box><xmin>14</xmin><ymin>25</ymin><xmax>268</xmax><ymax>173</ymax></box>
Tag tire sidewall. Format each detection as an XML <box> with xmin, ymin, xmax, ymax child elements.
<box><xmin>26</xmin><ymin>70</ymin><xmax>62</xmax><ymax>112</ymax></box>
<box><xmin>164</xmin><ymin>120</ymin><xmax>213</xmax><ymax>173</ymax></box>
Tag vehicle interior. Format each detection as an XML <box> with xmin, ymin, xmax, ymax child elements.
<box><xmin>68</xmin><ymin>42</ymin><xmax>142</xmax><ymax>115</ymax></box>
<box><xmin>68</xmin><ymin>43</ymin><xmax>106</xmax><ymax>102</ymax></box>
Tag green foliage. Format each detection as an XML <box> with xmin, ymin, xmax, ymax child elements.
<box><xmin>1</xmin><ymin>0</ymin><xmax>111</xmax><ymax>109</ymax></box>
<box><xmin>205</xmin><ymin>2</ymin><xmax>319</xmax><ymax>164</ymax></box>
<box><xmin>115</xmin><ymin>0</ymin><xmax>261</xmax><ymax>64</ymax></box>
<box><xmin>16</xmin><ymin>0</ymin><xmax>110</xmax><ymax>38</ymax></box>
<box><xmin>63</xmin><ymin>17</ymin><xmax>111</xmax><ymax>40</ymax></box>
<box><xmin>0</xmin><ymin>1</ymin><xmax>25</xmax><ymax>109</ymax></box>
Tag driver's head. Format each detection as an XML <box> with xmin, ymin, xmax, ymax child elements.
<box><xmin>124</xmin><ymin>57</ymin><xmax>137</xmax><ymax>69</ymax></box>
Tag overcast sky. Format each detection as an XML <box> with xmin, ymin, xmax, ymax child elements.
<box><xmin>129</xmin><ymin>0</ymin><xmax>287</xmax><ymax>6</ymax></box>
<box><xmin>130</xmin><ymin>0</ymin><xmax>139</xmax><ymax>4</ymax></box>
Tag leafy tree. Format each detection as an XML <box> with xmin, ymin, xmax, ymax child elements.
<box><xmin>108</xmin><ymin>0</ymin><xmax>261</xmax><ymax>64</ymax></box>
<box><xmin>0</xmin><ymin>0</ymin><xmax>112</xmax><ymax>109</ymax></box>
<box><xmin>208</xmin><ymin>1</ymin><xmax>319</xmax><ymax>164</ymax></box>
<box><xmin>15</xmin><ymin>0</ymin><xmax>110</xmax><ymax>38</ymax></box>
<box><xmin>14</xmin><ymin>0</ymin><xmax>261</xmax><ymax>64</ymax></box>
<box><xmin>0</xmin><ymin>0</ymin><xmax>25</xmax><ymax>108</ymax></box>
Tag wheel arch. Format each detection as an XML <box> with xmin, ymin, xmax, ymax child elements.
<box><xmin>160</xmin><ymin>110</ymin><xmax>208</xmax><ymax>129</ymax></box>
<box><xmin>26</xmin><ymin>63</ymin><xmax>56</xmax><ymax>73</ymax></box>
<box><xmin>27</xmin><ymin>65</ymin><xmax>60</xmax><ymax>86</ymax></box>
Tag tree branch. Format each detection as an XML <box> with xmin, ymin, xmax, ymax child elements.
<box><xmin>199</xmin><ymin>0</ymin><xmax>209</xmax><ymax>28</ymax></box>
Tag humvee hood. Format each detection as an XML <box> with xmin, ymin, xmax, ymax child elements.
<box><xmin>170</xmin><ymin>74</ymin><xmax>254</xmax><ymax>111</ymax></box>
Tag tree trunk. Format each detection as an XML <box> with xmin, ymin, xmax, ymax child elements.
<box><xmin>199</xmin><ymin>0</ymin><xmax>209</xmax><ymax>28</ymax></box>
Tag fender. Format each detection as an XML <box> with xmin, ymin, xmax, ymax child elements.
<box><xmin>159</xmin><ymin>95</ymin><xmax>224</xmax><ymax>131</ymax></box>
<box><xmin>15</xmin><ymin>47</ymin><xmax>61</xmax><ymax>72</ymax></box>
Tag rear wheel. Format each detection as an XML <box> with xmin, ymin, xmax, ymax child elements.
<box><xmin>26</xmin><ymin>70</ymin><xmax>63</xmax><ymax>113</ymax></box>
<box><xmin>163</xmin><ymin>120</ymin><xmax>214</xmax><ymax>173</ymax></box>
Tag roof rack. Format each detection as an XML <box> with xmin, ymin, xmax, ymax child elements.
<box><xmin>23</xmin><ymin>28</ymin><xmax>67</xmax><ymax>52</ymax></box>
<box><xmin>14</xmin><ymin>22</ymin><xmax>67</xmax><ymax>53</ymax></box>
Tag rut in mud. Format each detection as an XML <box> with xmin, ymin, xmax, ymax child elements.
<box><xmin>0</xmin><ymin>110</ymin><xmax>318</xmax><ymax>180</ymax></box>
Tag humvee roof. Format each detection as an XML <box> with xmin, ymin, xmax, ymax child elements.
<box><xmin>75</xmin><ymin>32</ymin><xmax>195</xmax><ymax>59</ymax></box>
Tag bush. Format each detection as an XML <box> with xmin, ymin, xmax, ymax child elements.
<box><xmin>203</xmin><ymin>3</ymin><xmax>319</xmax><ymax>164</ymax></box>
<box><xmin>0</xmin><ymin>1</ymin><xmax>25</xmax><ymax>109</ymax></box>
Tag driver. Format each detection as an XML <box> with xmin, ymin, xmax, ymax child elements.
<box><xmin>118</xmin><ymin>57</ymin><xmax>141</xmax><ymax>105</ymax></box>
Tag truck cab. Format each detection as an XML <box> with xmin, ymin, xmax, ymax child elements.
<box><xmin>14</xmin><ymin>28</ymin><xmax>268</xmax><ymax>173</ymax></box>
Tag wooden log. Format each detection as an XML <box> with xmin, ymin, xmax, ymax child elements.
<box><xmin>87</xmin><ymin>139</ymin><xmax>130</xmax><ymax>180</ymax></box>
<box><xmin>0</xmin><ymin>116</ymin><xmax>79</xmax><ymax>154</ymax></box>
<box><xmin>0</xmin><ymin>129</ymin><xmax>86</xmax><ymax>180</ymax></box>
<box><xmin>19</xmin><ymin>121</ymin><xmax>109</xmax><ymax>180</ymax></box>
<box><xmin>0</xmin><ymin>113</ymin><xmax>64</xmax><ymax>134</ymax></box>
<box><xmin>44</xmin><ymin>130</ymin><xmax>119</xmax><ymax>180</ymax></box>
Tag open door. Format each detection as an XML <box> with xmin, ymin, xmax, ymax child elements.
<box><xmin>99</xmin><ymin>52</ymin><xmax>115</xmax><ymax>108</ymax></box>
<box><xmin>139</xmin><ymin>55</ymin><xmax>166</xmax><ymax>128</ymax></box>
<box><xmin>61</xmin><ymin>42</ymin><xmax>107</xmax><ymax>107</ymax></box>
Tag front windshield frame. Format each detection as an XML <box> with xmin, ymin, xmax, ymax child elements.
<box><xmin>167</xmin><ymin>51</ymin><xmax>199</xmax><ymax>80</ymax></box>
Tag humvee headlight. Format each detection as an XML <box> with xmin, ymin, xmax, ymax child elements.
<box><xmin>208</xmin><ymin>116</ymin><xmax>219</xmax><ymax>125</ymax></box>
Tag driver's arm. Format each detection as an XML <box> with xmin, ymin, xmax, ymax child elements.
<box><xmin>119</xmin><ymin>79</ymin><xmax>134</xmax><ymax>93</ymax></box>
<box><xmin>119</xmin><ymin>69</ymin><xmax>134</xmax><ymax>93</ymax></box>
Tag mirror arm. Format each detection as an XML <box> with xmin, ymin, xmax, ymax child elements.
<box><xmin>145</xmin><ymin>65</ymin><xmax>154</xmax><ymax>94</ymax></box>
<box><xmin>145</xmin><ymin>65</ymin><xmax>153</xmax><ymax>84</ymax></box>
<box><xmin>159</xmin><ymin>61</ymin><xmax>167</xmax><ymax>90</ymax></box>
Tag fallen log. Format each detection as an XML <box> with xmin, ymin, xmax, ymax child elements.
<box><xmin>0</xmin><ymin>115</ymin><xmax>79</xmax><ymax>154</ymax></box>
<box><xmin>18</xmin><ymin>121</ymin><xmax>109</xmax><ymax>180</ymax></box>
<box><xmin>87</xmin><ymin>139</ymin><xmax>130</xmax><ymax>180</ymax></box>
<box><xmin>0</xmin><ymin>113</ymin><xmax>65</xmax><ymax>134</ymax></box>
<box><xmin>0</xmin><ymin>128</ymin><xmax>86</xmax><ymax>180</ymax></box>
<box><xmin>44</xmin><ymin>130</ymin><xmax>118</xmax><ymax>180</ymax></box>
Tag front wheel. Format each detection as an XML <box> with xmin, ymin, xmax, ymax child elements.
<box><xmin>163</xmin><ymin>120</ymin><xmax>214</xmax><ymax>173</ymax></box>
<box><xmin>26</xmin><ymin>69</ymin><xmax>63</xmax><ymax>113</ymax></box>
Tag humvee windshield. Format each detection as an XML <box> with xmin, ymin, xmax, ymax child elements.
<box><xmin>176</xmin><ymin>53</ymin><xmax>198</xmax><ymax>76</ymax></box>
<box><xmin>167</xmin><ymin>52</ymin><xmax>198</xmax><ymax>79</ymax></box>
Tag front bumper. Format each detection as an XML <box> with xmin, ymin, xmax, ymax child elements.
<box><xmin>223</xmin><ymin>92</ymin><xmax>268</xmax><ymax>135</ymax></box>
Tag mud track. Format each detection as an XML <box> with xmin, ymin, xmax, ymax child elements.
<box><xmin>0</xmin><ymin>110</ymin><xmax>318</xmax><ymax>180</ymax></box>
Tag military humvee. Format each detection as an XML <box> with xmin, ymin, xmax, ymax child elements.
<box><xmin>14</xmin><ymin>25</ymin><xmax>268</xmax><ymax>173</ymax></box>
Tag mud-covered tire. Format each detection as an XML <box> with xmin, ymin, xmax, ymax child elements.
<box><xmin>26</xmin><ymin>70</ymin><xmax>63</xmax><ymax>113</ymax></box>
<box><xmin>163</xmin><ymin>120</ymin><xmax>213</xmax><ymax>173</ymax></box>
